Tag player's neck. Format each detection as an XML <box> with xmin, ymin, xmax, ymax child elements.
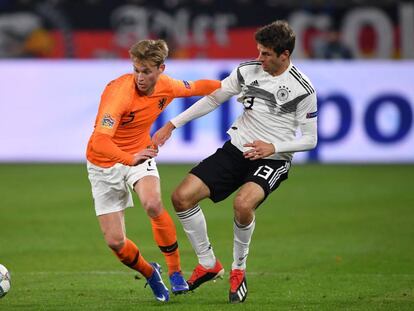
<box><xmin>270</xmin><ymin>59</ymin><xmax>290</xmax><ymax>77</ymax></box>
<box><xmin>136</xmin><ymin>85</ymin><xmax>155</xmax><ymax>96</ymax></box>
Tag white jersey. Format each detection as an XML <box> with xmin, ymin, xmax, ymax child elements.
<box><xmin>223</xmin><ymin>61</ymin><xmax>317</xmax><ymax>161</ymax></box>
<box><xmin>171</xmin><ymin>60</ymin><xmax>318</xmax><ymax>161</ymax></box>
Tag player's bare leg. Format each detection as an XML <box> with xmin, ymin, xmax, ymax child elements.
<box><xmin>134</xmin><ymin>176</ymin><xmax>188</xmax><ymax>294</ymax></box>
<box><xmin>98</xmin><ymin>211</ymin><xmax>169</xmax><ymax>302</ymax></box>
<box><xmin>229</xmin><ymin>182</ymin><xmax>264</xmax><ymax>303</ymax></box>
<box><xmin>98</xmin><ymin>211</ymin><xmax>153</xmax><ymax>277</ymax></box>
<box><xmin>173</xmin><ymin>174</ymin><xmax>224</xmax><ymax>290</ymax></box>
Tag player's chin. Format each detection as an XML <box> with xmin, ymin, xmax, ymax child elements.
<box><xmin>137</xmin><ymin>85</ymin><xmax>148</xmax><ymax>92</ymax></box>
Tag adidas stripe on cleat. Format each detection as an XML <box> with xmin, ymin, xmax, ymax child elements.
<box><xmin>187</xmin><ymin>260</ymin><xmax>224</xmax><ymax>291</ymax></box>
<box><xmin>229</xmin><ymin>269</ymin><xmax>247</xmax><ymax>303</ymax></box>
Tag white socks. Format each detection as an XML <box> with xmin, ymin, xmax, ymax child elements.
<box><xmin>176</xmin><ymin>205</ymin><xmax>216</xmax><ymax>268</ymax></box>
<box><xmin>232</xmin><ymin>217</ymin><xmax>255</xmax><ymax>270</ymax></box>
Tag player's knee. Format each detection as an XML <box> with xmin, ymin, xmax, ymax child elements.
<box><xmin>234</xmin><ymin>195</ymin><xmax>255</xmax><ymax>223</ymax></box>
<box><xmin>142</xmin><ymin>197</ymin><xmax>163</xmax><ymax>217</ymax></box>
<box><xmin>106</xmin><ymin>235</ymin><xmax>125</xmax><ymax>251</ymax></box>
<box><xmin>234</xmin><ymin>194</ymin><xmax>253</xmax><ymax>212</ymax></box>
<box><xmin>171</xmin><ymin>188</ymin><xmax>192</xmax><ymax>212</ymax></box>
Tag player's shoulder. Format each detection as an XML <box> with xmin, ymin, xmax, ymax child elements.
<box><xmin>287</xmin><ymin>64</ymin><xmax>315</xmax><ymax>95</ymax></box>
<box><xmin>238</xmin><ymin>60</ymin><xmax>262</xmax><ymax>68</ymax></box>
<box><xmin>157</xmin><ymin>73</ymin><xmax>172</xmax><ymax>85</ymax></box>
<box><xmin>156</xmin><ymin>73</ymin><xmax>191</xmax><ymax>92</ymax></box>
<box><xmin>154</xmin><ymin>73</ymin><xmax>175</xmax><ymax>92</ymax></box>
<box><xmin>237</xmin><ymin>60</ymin><xmax>262</xmax><ymax>72</ymax></box>
<box><xmin>105</xmin><ymin>73</ymin><xmax>134</xmax><ymax>89</ymax></box>
<box><xmin>236</xmin><ymin>60</ymin><xmax>262</xmax><ymax>79</ymax></box>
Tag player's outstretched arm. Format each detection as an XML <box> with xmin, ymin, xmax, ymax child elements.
<box><xmin>152</xmin><ymin>121</ymin><xmax>176</xmax><ymax>147</ymax></box>
<box><xmin>191</xmin><ymin>79</ymin><xmax>221</xmax><ymax>96</ymax></box>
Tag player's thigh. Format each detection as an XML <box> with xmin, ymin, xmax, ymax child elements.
<box><xmin>234</xmin><ymin>182</ymin><xmax>266</xmax><ymax>211</ymax></box>
<box><xmin>126</xmin><ymin>158</ymin><xmax>160</xmax><ymax>190</ymax></box>
<box><xmin>245</xmin><ymin>159</ymin><xmax>291</xmax><ymax>203</ymax></box>
<box><xmin>87</xmin><ymin>161</ymin><xmax>133</xmax><ymax>216</ymax></box>
<box><xmin>174</xmin><ymin>173</ymin><xmax>211</xmax><ymax>206</ymax></box>
<box><xmin>133</xmin><ymin>175</ymin><xmax>163</xmax><ymax>215</ymax></box>
<box><xmin>133</xmin><ymin>175</ymin><xmax>161</xmax><ymax>201</ymax></box>
<box><xmin>98</xmin><ymin>210</ymin><xmax>126</xmax><ymax>245</ymax></box>
<box><xmin>189</xmin><ymin>141</ymin><xmax>247</xmax><ymax>203</ymax></box>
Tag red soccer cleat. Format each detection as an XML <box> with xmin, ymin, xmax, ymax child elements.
<box><xmin>229</xmin><ymin>269</ymin><xmax>247</xmax><ymax>303</ymax></box>
<box><xmin>187</xmin><ymin>260</ymin><xmax>224</xmax><ymax>291</ymax></box>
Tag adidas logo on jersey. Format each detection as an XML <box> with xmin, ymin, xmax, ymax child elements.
<box><xmin>249</xmin><ymin>80</ymin><xmax>259</xmax><ymax>86</ymax></box>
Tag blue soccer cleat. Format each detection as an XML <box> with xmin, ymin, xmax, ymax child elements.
<box><xmin>169</xmin><ymin>271</ymin><xmax>189</xmax><ymax>295</ymax></box>
<box><xmin>145</xmin><ymin>263</ymin><xmax>170</xmax><ymax>302</ymax></box>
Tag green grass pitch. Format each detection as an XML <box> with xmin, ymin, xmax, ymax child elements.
<box><xmin>0</xmin><ymin>164</ymin><xmax>413</xmax><ymax>310</ymax></box>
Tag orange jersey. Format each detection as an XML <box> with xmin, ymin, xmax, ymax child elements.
<box><xmin>86</xmin><ymin>74</ymin><xmax>220</xmax><ymax>167</ymax></box>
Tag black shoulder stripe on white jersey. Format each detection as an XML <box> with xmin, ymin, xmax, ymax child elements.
<box><xmin>289</xmin><ymin>70</ymin><xmax>314</xmax><ymax>95</ymax></box>
<box><xmin>237</xmin><ymin>61</ymin><xmax>261</xmax><ymax>85</ymax></box>
<box><xmin>290</xmin><ymin>66</ymin><xmax>315</xmax><ymax>94</ymax></box>
<box><xmin>238</xmin><ymin>60</ymin><xmax>262</xmax><ymax>68</ymax></box>
<box><xmin>290</xmin><ymin>68</ymin><xmax>314</xmax><ymax>94</ymax></box>
<box><xmin>237</xmin><ymin>67</ymin><xmax>245</xmax><ymax>85</ymax></box>
<box><xmin>279</xmin><ymin>93</ymin><xmax>309</xmax><ymax>114</ymax></box>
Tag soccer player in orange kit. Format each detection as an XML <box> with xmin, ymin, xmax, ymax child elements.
<box><xmin>86</xmin><ymin>39</ymin><xmax>220</xmax><ymax>302</ymax></box>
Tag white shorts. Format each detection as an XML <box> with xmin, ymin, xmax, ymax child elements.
<box><xmin>87</xmin><ymin>158</ymin><xmax>160</xmax><ymax>216</ymax></box>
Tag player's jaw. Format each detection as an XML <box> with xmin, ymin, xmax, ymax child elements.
<box><xmin>256</xmin><ymin>43</ymin><xmax>289</xmax><ymax>76</ymax></box>
<box><xmin>133</xmin><ymin>61</ymin><xmax>165</xmax><ymax>95</ymax></box>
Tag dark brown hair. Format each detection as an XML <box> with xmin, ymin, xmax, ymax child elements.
<box><xmin>255</xmin><ymin>20</ymin><xmax>295</xmax><ymax>56</ymax></box>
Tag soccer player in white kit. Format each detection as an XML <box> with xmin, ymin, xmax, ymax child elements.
<box><xmin>152</xmin><ymin>20</ymin><xmax>318</xmax><ymax>303</ymax></box>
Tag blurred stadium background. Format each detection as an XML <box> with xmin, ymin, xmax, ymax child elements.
<box><xmin>0</xmin><ymin>1</ymin><xmax>413</xmax><ymax>310</ymax></box>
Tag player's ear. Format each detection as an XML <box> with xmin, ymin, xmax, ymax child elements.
<box><xmin>158</xmin><ymin>63</ymin><xmax>166</xmax><ymax>73</ymax></box>
<box><xmin>281</xmin><ymin>50</ymin><xmax>290</xmax><ymax>59</ymax></box>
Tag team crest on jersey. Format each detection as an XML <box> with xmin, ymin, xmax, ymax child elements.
<box><xmin>158</xmin><ymin>98</ymin><xmax>167</xmax><ymax>110</ymax></box>
<box><xmin>182</xmin><ymin>80</ymin><xmax>191</xmax><ymax>89</ymax></box>
<box><xmin>277</xmin><ymin>86</ymin><xmax>291</xmax><ymax>102</ymax></box>
<box><xmin>101</xmin><ymin>113</ymin><xmax>115</xmax><ymax>129</ymax></box>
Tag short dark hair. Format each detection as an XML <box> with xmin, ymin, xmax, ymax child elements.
<box><xmin>255</xmin><ymin>20</ymin><xmax>295</xmax><ymax>56</ymax></box>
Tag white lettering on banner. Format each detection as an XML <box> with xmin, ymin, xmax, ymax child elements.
<box><xmin>401</xmin><ymin>3</ymin><xmax>414</xmax><ymax>58</ymax></box>
<box><xmin>111</xmin><ymin>5</ymin><xmax>236</xmax><ymax>48</ymax></box>
<box><xmin>290</xmin><ymin>3</ymin><xmax>414</xmax><ymax>59</ymax></box>
<box><xmin>0</xmin><ymin>60</ymin><xmax>412</xmax><ymax>163</ymax></box>
<box><xmin>342</xmin><ymin>8</ymin><xmax>393</xmax><ymax>58</ymax></box>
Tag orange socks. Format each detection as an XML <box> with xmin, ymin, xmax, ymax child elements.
<box><xmin>113</xmin><ymin>238</ymin><xmax>153</xmax><ymax>278</ymax></box>
<box><xmin>150</xmin><ymin>209</ymin><xmax>181</xmax><ymax>275</ymax></box>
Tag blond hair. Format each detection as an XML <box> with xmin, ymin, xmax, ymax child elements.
<box><xmin>129</xmin><ymin>39</ymin><xmax>169</xmax><ymax>67</ymax></box>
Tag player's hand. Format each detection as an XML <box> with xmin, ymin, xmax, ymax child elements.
<box><xmin>243</xmin><ymin>140</ymin><xmax>275</xmax><ymax>160</ymax></box>
<box><xmin>132</xmin><ymin>148</ymin><xmax>158</xmax><ymax>166</ymax></box>
<box><xmin>152</xmin><ymin>121</ymin><xmax>176</xmax><ymax>147</ymax></box>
